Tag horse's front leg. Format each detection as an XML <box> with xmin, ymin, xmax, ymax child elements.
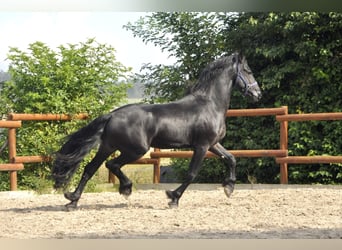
<box><xmin>166</xmin><ymin>146</ymin><xmax>208</xmax><ymax>208</ymax></box>
<box><xmin>209</xmin><ymin>143</ymin><xmax>236</xmax><ymax>198</ymax></box>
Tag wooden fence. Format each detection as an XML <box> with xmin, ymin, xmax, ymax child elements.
<box><xmin>275</xmin><ymin>112</ymin><xmax>342</xmax><ymax>175</ymax></box>
<box><xmin>0</xmin><ymin>120</ymin><xmax>23</xmax><ymax>191</ymax></box>
<box><xmin>0</xmin><ymin>113</ymin><xmax>88</xmax><ymax>190</ymax></box>
<box><xmin>1</xmin><ymin>107</ymin><xmax>342</xmax><ymax>190</ymax></box>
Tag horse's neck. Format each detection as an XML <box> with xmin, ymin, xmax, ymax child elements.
<box><xmin>208</xmin><ymin>77</ymin><xmax>233</xmax><ymax>113</ymax></box>
<box><xmin>190</xmin><ymin>68</ymin><xmax>234</xmax><ymax>113</ymax></box>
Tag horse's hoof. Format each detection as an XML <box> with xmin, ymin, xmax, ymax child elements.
<box><xmin>168</xmin><ymin>201</ymin><xmax>178</xmax><ymax>208</ymax></box>
<box><xmin>119</xmin><ymin>188</ymin><xmax>132</xmax><ymax>197</ymax></box>
<box><xmin>165</xmin><ymin>190</ymin><xmax>173</xmax><ymax>199</ymax></box>
<box><xmin>65</xmin><ymin>201</ymin><xmax>78</xmax><ymax>211</ymax></box>
<box><xmin>166</xmin><ymin>190</ymin><xmax>179</xmax><ymax>208</ymax></box>
<box><xmin>223</xmin><ymin>185</ymin><xmax>234</xmax><ymax>198</ymax></box>
<box><xmin>122</xmin><ymin>194</ymin><xmax>130</xmax><ymax>200</ymax></box>
<box><xmin>119</xmin><ymin>183</ymin><xmax>132</xmax><ymax>197</ymax></box>
<box><xmin>64</xmin><ymin>192</ymin><xmax>76</xmax><ymax>201</ymax></box>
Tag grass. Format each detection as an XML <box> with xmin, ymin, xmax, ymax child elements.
<box><xmin>95</xmin><ymin>164</ymin><xmax>155</xmax><ymax>184</ymax></box>
<box><xmin>88</xmin><ymin>164</ymin><xmax>155</xmax><ymax>193</ymax></box>
<box><xmin>18</xmin><ymin>164</ymin><xmax>156</xmax><ymax>194</ymax></box>
<box><xmin>93</xmin><ymin>149</ymin><xmax>171</xmax><ymax>188</ymax></box>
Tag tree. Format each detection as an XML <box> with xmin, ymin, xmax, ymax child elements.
<box><xmin>0</xmin><ymin>38</ymin><xmax>131</xmax><ymax>191</ymax></box>
<box><xmin>126</xmin><ymin>12</ymin><xmax>342</xmax><ymax>184</ymax></box>
<box><xmin>223</xmin><ymin>12</ymin><xmax>342</xmax><ymax>184</ymax></box>
<box><xmin>125</xmin><ymin>12</ymin><xmax>228</xmax><ymax>103</ymax></box>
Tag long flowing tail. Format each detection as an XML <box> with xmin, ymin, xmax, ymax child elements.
<box><xmin>52</xmin><ymin>113</ymin><xmax>112</xmax><ymax>189</ymax></box>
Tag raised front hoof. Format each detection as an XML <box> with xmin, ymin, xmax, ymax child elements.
<box><xmin>119</xmin><ymin>183</ymin><xmax>133</xmax><ymax>197</ymax></box>
<box><xmin>223</xmin><ymin>185</ymin><xmax>234</xmax><ymax>198</ymax></box>
<box><xmin>166</xmin><ymin>190</ymin><xmax>179</xmax><ymax>208</ymax></box>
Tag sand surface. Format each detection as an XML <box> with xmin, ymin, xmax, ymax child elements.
<box><xmin>0</xmin><ymin>186</ymin><xmax>341</xmax><ymax>239</ymax></box>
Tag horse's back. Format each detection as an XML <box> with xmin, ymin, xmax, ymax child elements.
<box><xmin>103</xmin><ymin>96</ymin><xmax>223</xmax><ymax>150</ymax></box>
<box><xmin>103</xmin><ymin>102</ymin><xmax>193</xmax><ymax>149</ymax></box>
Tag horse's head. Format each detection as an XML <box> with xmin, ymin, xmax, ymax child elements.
<box><xmin>232</xmin><ymin>53</ymin><xmax>262</xmax><ymax>102</ymax></box>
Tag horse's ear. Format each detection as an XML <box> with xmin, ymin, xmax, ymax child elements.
<box><xmin>232</xmin><ymin>52</ymin><xmax>239</xmax><ymax>64</ymax></box>
<box><xmin>238</xmin><ymin>51</ymin><xmax>244</xmax><ymax>62</ymax></box>
<box><xmin>231</xmin><ymin>52</ymin><xmax>239</xmax><ymax>73</ymax></box>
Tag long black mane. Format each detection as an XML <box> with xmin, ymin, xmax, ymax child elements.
<box><xmin>190</xmin><ymin>55</ymin><xmax>236</xmax><ymax>94</ymax></box>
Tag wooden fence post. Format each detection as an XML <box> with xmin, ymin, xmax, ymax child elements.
<box><xmin>279</xmin><ymin>106</ymin><xmax>288</xmax><ymax>184</ymax></box>
<box><xmin>8</xmin><ymin>127</ymin><xmax>17</xmax><ymax>191</ymax></box>
<box><xmin>153</xmin><ymin>148</ymin><xmax>161</xmax><ymax>183</ymax></box>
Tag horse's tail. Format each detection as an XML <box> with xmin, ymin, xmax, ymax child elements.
<box><xmin>52</xmin><ymin>113</ymin><xmax>112</xmax><ymax>189</ymax></box>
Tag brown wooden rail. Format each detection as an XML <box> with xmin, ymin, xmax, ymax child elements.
<box><xmin>0</xmin><ymin>163</ymin><xmax>24</xmax><ymax>171</ymax></box>
<box><xmin>276</xmin><ymin>112</ymin><xmax>342</xmax><ymax>122</ymax></box>
<box><xmin>0</xmin><ymin>120</ymin><xmax>22</xmax><ymax>128</ymax></box>
<box><xmin>8</xmin><ymin>113</ymin><xmax>88</xmax><ymax>121</ymax></box>
<box><xmin>14</xmin><ymin>155</ymin><xmax>52</xmax><ymax>163</ymax></box>
<box><xmin>1</xmin><ymin>107</ymin><xmax>342</xmax><ymax>190</ymax></box>
<box><xmin>276</xmin><ymin>156</ymin><xmax>342</xmax><ymax>164</ymax></box>
<box><xmin>226</xmin><ymin>107</ymin><xmax>286</xmax><ymax>117</ymax></box>
<box><xmin>150</xmin><ymin>150</ymin><xmax>288</xmax><ymax>159</ymax></box>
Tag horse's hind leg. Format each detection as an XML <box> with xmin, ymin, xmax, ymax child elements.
<box><xmin>64</xmin><ymin>145</ymin><xmax>112</xmax><ymax>209</ymax></box>
<box><xmin>209</xmin><ymin>143</ymin><xmax>236</xmax><ymax>198</ymax></box>
<box><xmin>106</xmin><ymin>151</ymin><xmax>145</xmax><ymax>197</ymax></box>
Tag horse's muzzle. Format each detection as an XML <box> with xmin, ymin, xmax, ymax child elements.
<box><xmin>248</xmin><ymin>88</ymin><xmax>262</xmax><ymax>102</ymax></box>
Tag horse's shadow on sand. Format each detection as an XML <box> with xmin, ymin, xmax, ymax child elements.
<box><xmin>1</xmin><ymin>202</ymin><xmax>159</xmax><ymax>213</ymax></box>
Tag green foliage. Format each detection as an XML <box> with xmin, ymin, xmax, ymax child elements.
<box><xmin>0</xmin><ymin>38</ymin><xmax>131</xmax><ymax>191</ymax></box>
<box><xmin>125</xmin><ymin>12</ymin><xmax>227</xmax><ymax>103</ymax></box>
<box><xmin>126</xmin><ymin>12</ymin><xmax>342</xmax><ymax>184</ymax></box>
<box><xmin>1</xmin><ymin>38</ymin><xmax>130</xmax><ymax>115</ymax></box>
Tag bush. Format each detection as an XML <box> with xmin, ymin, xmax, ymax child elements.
<box><xmin>0</xmin><ymin>39</ymin><xmax>131</xmax><ymax>191</ymax></box>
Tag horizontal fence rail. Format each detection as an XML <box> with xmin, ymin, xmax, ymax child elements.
<box><xmin>150</xmin><ymin>150</ymin><xmax>288</xmax><ymax>159</ymax></box>
<box><xmin>276</xmin><ymin>156</ymin><xmax>342</xmax><ymax>164</ymax></box>
<box><xmin>8</xmin><ymin>113</ymin><xmax>89</xmax><ymax>121</ymax></box>
<box><xmin>0</xmin><ymin>163</ymin><xmax>24</xmax><ymax>171</ymax></box>
<box><xmin>1</xmin><ymin>107</ymin><xmax>341</xmax><ymax>190</ymax></box>
<box><xmin>0</xmin><ymin>120</ymin><xmax>22</xmax><ymax>128</ymax></box>
<box><xmin>276</xmin><ymin>112</ymin><xmax>342</xmax><ymax>122</ymax></box>
<box><xmin>14</xmin><ymin>155</ymin><xmax>52</xmax><ymax>164</ymax></box>
<box><xmin>226</xmin><ymin>107</ymin><xmax>286</xmax><ymax>117</ymax></box>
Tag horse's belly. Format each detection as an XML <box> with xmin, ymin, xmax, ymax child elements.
<box><xmin>150</xmin><ymin>131</ymin><xmax>191</xmax><ymax>149</ymax></box>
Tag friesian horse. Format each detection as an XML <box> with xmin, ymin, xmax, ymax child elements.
<box><xmin>52</xmin><ymin>52</ymin><xmax>262</xmax><ymax>209</ymax></box>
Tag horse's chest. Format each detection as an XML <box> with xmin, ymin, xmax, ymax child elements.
<box><xmin>217</xmin><ymin>124</ymin><xmax>226</xmax><ymax>139</ymax></box>
<box><xmin>212</xmin><ymin>121</ymin><xmax>226</xmax><ymax>142</ymax></box>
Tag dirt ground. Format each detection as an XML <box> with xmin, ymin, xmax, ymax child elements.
<box><xmin>0</xmin><ymin>185</ymin><xmax>341</xmax><ymax>239</ymax></box>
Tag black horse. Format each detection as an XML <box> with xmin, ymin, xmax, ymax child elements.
<box><xmin>52</xmin><ymin>52</ymin><xmax>262</xmax><ymax>209</ymax></box>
